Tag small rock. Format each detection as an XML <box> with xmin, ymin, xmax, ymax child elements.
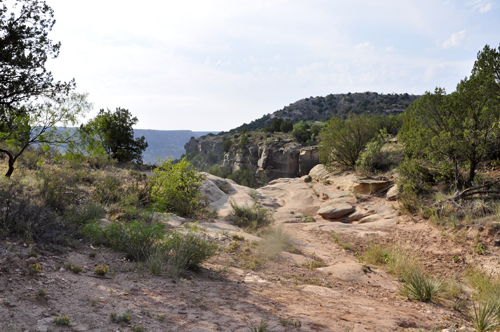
<box><xmin>26</xmin><ymin>257</ymin><xmax>38</xmax><ymax>265</ymax></box>
<box><xmin>397</xmin><ymin>320</ymin><xmax>417</xmax><ymax>328</ymax></box>
<box><xmin>302</xmin><ymin>175</ymin><xmax>312</xmax><ymax>183</ymax></box>
<box><xmin>386</xmin><ymin>184</ymin><xmax>399</xmax><ymax>201</ymax></box>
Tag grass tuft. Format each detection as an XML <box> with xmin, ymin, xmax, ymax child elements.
<box><xmin>226</xmin><ymin>201</ymin><xmax>274</xmax><ymax>233</ymax></box>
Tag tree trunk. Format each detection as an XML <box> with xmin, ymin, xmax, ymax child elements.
<box><xmin>468</xmin><ymin>161</ymin><xmax>477</xmax><ymax>185</ymax></box>
<box><xmin>5</xmin><ymin>154</ymin><xmax>15</xmax><ymax>178</ymax></box>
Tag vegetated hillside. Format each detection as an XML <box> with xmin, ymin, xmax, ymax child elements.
<box><xmin>134</xmin><ymin>130</ymin><xmax>217</xmax><ymax>164</ymax></box>
<box><xmin>230</xmin><ymin>91</ymin><xmax>419</xmax><ymax>133</ymax></box>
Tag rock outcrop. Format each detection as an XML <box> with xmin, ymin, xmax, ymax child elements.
<box><xmin>185</xmin><ymin>136</ymin><xmax>224</xmax><ymax>155</ymax></box>
<box><xmin>187</xmin><ymin>136</ymin><xmax>320</xmax><ymax>181</ymax></box>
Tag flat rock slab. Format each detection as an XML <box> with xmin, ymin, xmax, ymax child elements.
<box><xmin>197</xmin><ymin>220</ymin><xmax>262</xmax><ymax>242</ymax></box>
<box><xmin>358</xmin><ymin>215</ymin><xmax>385</xmax><ymax>224</ymax></box>
<box><xmin>281</xmin><ymin>252</ymin><xmax>311</xmax><ymax>265</ymax></box>
<box><xmin>244</xmin><ymin>273</ymin><xmax>268</xmax><ymax>283</ymax></box>
<box><xmin>365</xmin><ymin>205</ymin><xmax>397</xmax><ymax>219</ymax></box>
<box><xmin>299</xmin><ymin>285</ymin><xmax>342</xmax><ymax>298</ymax></box>
<box><xmin>317</xmin><ymin>203</ymin><xmax>354</xmax><ymax>219</ymax></box>
<box><xmin>317</xmin><ymin>263</ymin><xmax>398</xmax><ymax>290</ymax></box>
<box><xmin>354</xmin><ymin>179</ymin><xmax>392</xmax><ymax>194</ymax></box>
<box><xmin>346</xmin><ymin>207</ymin><xmax>376</xmax><ymax>221</ymax></box>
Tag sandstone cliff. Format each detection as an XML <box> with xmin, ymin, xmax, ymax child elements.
<box><xmin>185</xmin><ymin>135</ymin><xmax>319</xmax><ymax>181</ymax></box>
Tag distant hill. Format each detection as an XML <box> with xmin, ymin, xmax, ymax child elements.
<box><xmin>134</xmin><ymin>130</ymin><xmax>217</xmax><ymax>164</ymax></box>
<box><xmin>227</xmin><ymin>92</ymin><xmax>419</xmax><ymax>133</ymax></box>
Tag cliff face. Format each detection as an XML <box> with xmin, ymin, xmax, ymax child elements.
<box><xmin>185</xmin><ymin>136</ymin><xmax>224</xmax><ymax>155</ymax></box>
<box><xmin>186</xmin><ymin>136</ymin><xmax>319</xmax><ymax>181</ymax></box>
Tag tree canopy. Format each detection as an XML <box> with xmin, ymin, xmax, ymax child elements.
<box><xmin>400</xmin><ymin>44</ymin><xmax>500</xmax><ymax>186</ymax></box>
<box><xmin>0</xmin><ymin>0</ymin><xmax>74</xmax><ymax>108</ymax></box>
<box><xmin>80</xmin><ymin>108</ymin><xmax>148</xmax><ymax>164</ymax></box>
<box><xmin>0</xmin><ymin>93</ymin><xmax>91</xmax><ymax>177</ymax></box>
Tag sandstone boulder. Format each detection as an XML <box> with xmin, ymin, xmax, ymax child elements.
<box><xmin>346</xmin><ymin>207</ymin><xmax>376</xmax><ymax>221</ymax></box>
<box><xmin>386</xmin><ymin>184</ymin><xmax>399</xmax><ymax>201</ymax></box>
<box><xmin>317</xmin><ymin>203</ymin><xmax>354</xmax><ymax>219</ymax></box>
<box><xmin>353</xmin><ymin>179</ymin><xmax>392</xmax><ymax>194</ymax></box>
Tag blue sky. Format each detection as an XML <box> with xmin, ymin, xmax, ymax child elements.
<box><xmin>45</xmin><ymin>0</ymin><xmax>500</xmax><ymax>131</ymax></box>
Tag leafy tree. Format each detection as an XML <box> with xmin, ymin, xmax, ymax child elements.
<box><xmin>291</xmin><ymin>121</ymin><xmax>311</xmax><ymax>143</ymax></box>
<box><xmin>222</xmin><ymin>139</ymin><xmax>232</xmax><ymax>153</ymax></box>
<box><xmin>270</xmin><ymin>118</ymin><xmax>283</xmax><ymax>133</ymax></box>
<box><xmin>0</xmin><ymin>0</ymin><xmax>78</xmax><ymax>177</ymax></box>
<box><xmin>319</xmin><ymin>114</ymin><xmax>379</xmax><ymax>168</ymax></box>
<box><xmin>0</xmin><ymin>93</ymin><xmax>91</xmax><ymax>177</ymax></box>
<box><xmin>80</xmin><ymin>108</ymin><xmax>148</xmax><ymax>163</ymax></box>
<box><xmin>400</xmin><ymin>44</ymin><xmax>500</xmax><ymax>185</ymax></box>
<box><xmin>0</xmin><ymin>0</ymin><xmax>74</xmax><ymax>108</ymax></box>
<box><xmin>280</xmin><ymin>120</ymin><xmax>293</xmax><ymax>133</ymax></box>
<box><xmin>150</xmin><ymin>158</ymin><xmax>205</xmax><ymax>216</ymax></box>
<box><xmin>239</xmin><ymin>134</ymin><xmax>250</xmax><ymax>148</ymax></box>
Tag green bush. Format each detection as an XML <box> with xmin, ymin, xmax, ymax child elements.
<box><xmin>227</xmin><ymin>169</ymin><xmax>259</xmax><ymax>188</ymax></box>
<box><xmin>222</xmin><ymin>140</ymin><xmax>232</xmax><ymax>153</ymax></box>
<box><xmin>62</xmin><ymin>201</ymin><xmax>106</xmax><ymax>234</ymax></box>
<box><xmin>356</xmin><ymin>130</ymin><xmax>390</xmax><ymax>175</ymax></box>
<box><xmin>292</xmin><ymin>121</ymin><xmax>311</xmax><ymax>143</ymax></box>
<box><xmin>37</xmin><ymin>167</ymin><xmax>78</xmax><ymax>212</ymax></box>
<box><xmin>150</xmin><ymin>157</ymin><xmax>205</xmax><ymax>216</ymax></box>
<box><xmin>166</xmin><ymin>231</ymin><xmax>218</xmax><ymax>277</ymax></box>
<box><xmin>470</xmin><ymin>301</ymin><xmax>499</xmax><ymax>332</ymax></box>
<box><xmin>400</xmin><ymin>269</ymin><xmax>442</xmax><ymax>302</ymax></box>
<box><xmin>239</xmin><ymin>134</ymin><xmax>250</xmax><ymax>148</ymax></box>
<box><xmin>319</xmin><ymin>114</ymin><xmax>379</xmax><ymax>168</ymax></box>
<box><xmin>93</xmin><ymin>175</ymin><xmax>124</xmax><ymax>204</ymax></box>
<box><xmin>226</xmin><ymin>201</ymin><xmax>274</xmax><ymax>232</ymax></box>
<box><xmin>84</xmin><ymin>218</ymin><xmax>167</xmax><ymax>261</ymax></box>
<box><xmin>280</xmin><ymin>120</ymin><xmax>293</xmax><ymax>133</ymax></box>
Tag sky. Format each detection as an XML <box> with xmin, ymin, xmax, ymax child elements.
<box><xmin>44</xmin><ymin>0</ymin><xmax>500</xmax><ymax>131</ymax></box>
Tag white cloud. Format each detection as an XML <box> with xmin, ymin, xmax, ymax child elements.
<box><xmin>385</xmin><ymin>46</ymin><xmax>394</xmax><ymax>52</ymax></box>
<box><xmin>442</xmin><ymin>30</ymin><xmax>466</xmax><ymax>49</ymax></box>
<box><xmin>355</xmin><ymin>42</ymin><xmax>373</xmax><ymax>51</ymax></box>
<box><xmin>468</xmin><ymin>0</ymin><xmax>493</xmax><ymax>13</ymax></box>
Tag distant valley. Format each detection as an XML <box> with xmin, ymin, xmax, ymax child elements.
<box><xmin>134</xmin><ymin>130</ymin><xmax>217</xmax><ymax>164</ymax></box>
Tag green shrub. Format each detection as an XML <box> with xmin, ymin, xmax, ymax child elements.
<box><xmin>166</xmin><ymin>232</ymin><xmax>218</xmax><ymax>277</ymax></box>
<box><xmin>222</xmin><ymin>140</ymin><xmax>232</xmax><ymax>153</ymax></box>
<box><xmin>363</xmin><ymin>243</ymin><xmax>390</xmax><ymax>265</ymax></box>
<box><xmin>93</xmin><ymin>175</ymin><xmax>124</xmax><ymax>204</ymax></box>
<box><xmin>226</xmin><ymin>202</ymin><xmax>274</xmax><ymax>232</ymax></box>
<box><xmin>319</xmin><ymin>114</ymin><xmax>379</xmax><ymax>168</ymax></box>
<box><xmin>227</xmin><ymin>169</ymin><xmax>259</xmax><ymax>188</ymax></box>
<box><xmin>292</xmin><ymin>121</ymin><xmax>311</xmax><ymax>143</ymax></box>
<box><xmin>53</xmin><ymin>315</ymin><xmax>71</xmax><ymax>325</ymax></box>
<box><xmin>84</xmin><ymin>219</ymin><xmax>168</xmax><ymax>261</ymax></box>
<box><xmin>356</xmin><ymin>130</ymin><xmax>390</xmax><ymax>175</ymax></box>
<box><xmin>470</xmin><ymin>301</ymin><xmax>499</xmax><ymax>332</ymax></box>
<box><xmin>37</xmin><ymin>167</ymin><xmax>78</xmax><ymax>212</ymax></box>
<box><xmin>150</xmin><ymin>157</ymin><xmax>205</xmax><ymax>216</ymax></box>
<box><xmin>94</xmin><ymin>264</ymin><xmax>109</xmax><ymax>276</ymax></box>
<box><xmin>400</xmin><ymin>269</ymin><xmax>442</xmax><ymax>302</ymax></box>
<box><xmin>239</xmin><ymin>134</ymin><xmax>250</xmax><ymax>149</ymax></box>
<box><xmin>63</xmin><ymin>201</ymin><xmax>106</xmax><ymax>231</ymax></box>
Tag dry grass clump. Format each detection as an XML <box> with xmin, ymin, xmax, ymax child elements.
<box><xmin>363</xmin><ymin>243</ymin><xmax>443</xmax><ymax>302</ymax></box>
<box><xmin>260</xmin><ymin>225</ymin><xmax>296</xmax><ymax>258</ymax></box>
<box><xmin>226</xmin><ymin>201</ymin><xmax>274</xmax><ymax>233</ymax></box>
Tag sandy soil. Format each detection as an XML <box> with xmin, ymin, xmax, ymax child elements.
<box><xmin>1</xmin><ymin>172</ymin><xmax>492</xmax><ymax>332</ymax></box>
